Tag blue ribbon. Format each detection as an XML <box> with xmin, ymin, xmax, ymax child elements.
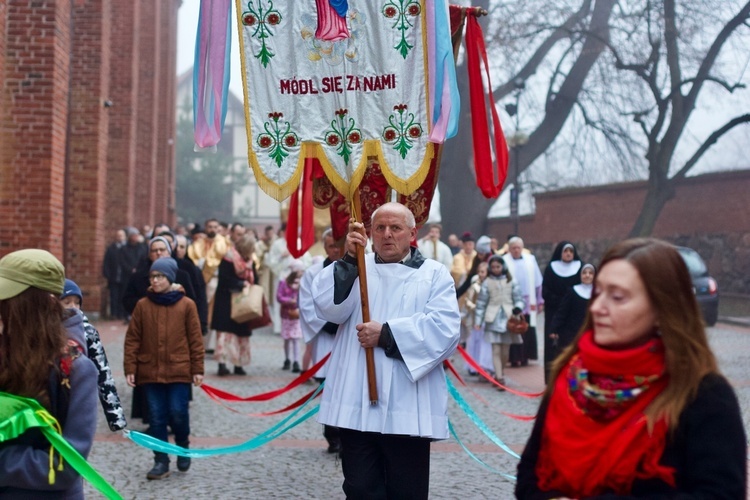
<box><xmin>446</xmin><ymin>376</ymin><xmax>521</xmax><ymax>460</ymax></box>
<box><xmin>448</xmin><ymin>420</ymin><xmax>516</xmax><ymax>481</ymax></box>
<box><xmin>125</xmin><ymin>383</ymin><xmax>323</xmax><ymax>457</ymax></box>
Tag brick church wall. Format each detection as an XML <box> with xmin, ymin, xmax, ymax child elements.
<box><xmin>0</xmin><ymin>0</ymin><xmax>73</xmax><ymax>256</ymax></box>
<box><xmin>0</xmin><ymin>0</ymin><xmax>179</xmax><ymax>315</ymax></box>
<box><xmin>488</xmin><ymin>170</ymin><xmax>750</xmax><ymax>294</ymax></box>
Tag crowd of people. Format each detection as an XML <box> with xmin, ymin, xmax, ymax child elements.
<box><xmin>0</xmin><ymin>206</ymin><xmax>746</xmax><ymax>498</ymax></box>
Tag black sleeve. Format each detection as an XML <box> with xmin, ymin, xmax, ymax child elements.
<box><xmin>549</xmin><ymin>290</ymin><xmax>574</xmax><ymax>335</ymax></box>
<box><xmin>122</xmin><ymin>273</ymin><xmax>145</xmax><ymax>314</ymax></box>
<box><xmin>177</xmin><ymin>269</ymin><xmax>197</xmax><ymax>303</ymax></box>
<box><xmin>456</xmin><ymin>255</ymin><xmax>481</xmax><ymax>298</ymax></box>
<box><xmin>321</xmin><ymin>322</ymin><xmax>338</xmax><ymax>335</ymax></box>
<box><xmin>664</xmin><ymin>375</ymin><xmax>747</xmax><ymax>499</ymax></box>
<box><xmin>217</xmin><ymin>260</ymin><xmax>246</xmax><ymax>292</ymax></box>
<box><xmin>333</xmin><ymin>253</ymin><xmax>359</xmax><ymax>305</ymax></box>
<box><xmin>376</xmin><ymin>323</ymin><xmax>403</xmax><ymax>361</ymax></box>
<box><xmin>541</xmin><ymin>266</ymin><xmax>560</xmax><ymax>304</ymax></box>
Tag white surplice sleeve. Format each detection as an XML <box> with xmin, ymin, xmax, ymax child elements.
<box><xmin>385</xmin><ymin>262</ymin><xmax>460</xmax><ymax>382</ymax></box>
<box><xmin>299</xmin><ymin>262</ymin><xmax>326</xmax><ymax>343</ymax></box>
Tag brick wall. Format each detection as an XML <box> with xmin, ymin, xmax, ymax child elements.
<box><xmin>133</xmin><ymin>0</ymin><xmax>159</xmax><ymax>227</ymax></box>
<box><xmin>153</xmin><ymin>0</ymin><xmax>179</xmax><ymax>227</ymax></box>
<box><xmin>0</xmin><ymin>0</ymin><xmax>72</xmax><ymax>256</ymax></box>
<box><xmin>1</xmin><ymin>2</ymin><xmax>8</xmax><ymax>182</ymax></box>
<box><xmin>106</xmin><ymin>0</ymin><xmax>140</xmax><ymax>233</ymax></box>
<box><xmin>65</xmin><ymin>0</ymin><xmax>112</xmax><ymax>309</ymax></box>
<box><xmin>488</xmin><ymin>170</ymin><xmax>750</xmax><ymax>294</ymax></box>
<box><xmin>0</xmin><ymin>0</ymin><xmax>179</xmax><ymax>316</ymax></box>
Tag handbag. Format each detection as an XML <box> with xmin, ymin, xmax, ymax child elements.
<box><xmin>506</xmin><ymin>313</ymin><xmax>529</xmax><ymax>335</ymax></box>
<box><xmin>287</xmin><ymin>308</ymin><xmax>300</xmax><ymax>320</ymax></box>
<box><xmin>230</xmin><ymin>284</ymin><xmax>265</xmax><ymax>323</ymax></box>
<box><xmin>247</xmin><ymin>296</ymin><xmax>272</xmax><ymax>330</ymax></box>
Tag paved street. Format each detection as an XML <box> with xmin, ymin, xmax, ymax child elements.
<box><xmin>83</xmin><ymin>320</ymin><xmax>750</xmax><ymax>499</ymax></box>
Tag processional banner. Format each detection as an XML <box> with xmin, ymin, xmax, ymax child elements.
<box><xmin>236</xmin><ymin>0</ymin><xmax>450</xmax><ymax>201</ymax></box>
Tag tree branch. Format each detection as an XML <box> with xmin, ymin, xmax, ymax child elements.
<box><xmin>673</xmin><ymin>114</ymin><xmax>750</xmax><ymax>180</ymax></box>
<box><xmin>491</xmin><ymin>0</ymin><xmax>593</xmax><ymax>100</ymax></box>
<box><xmin>516</xmin><ymin>0</ymin><xmax>617</xmax><ymax>176</ymax></box>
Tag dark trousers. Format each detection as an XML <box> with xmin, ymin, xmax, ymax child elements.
<box><xmin>108</xmin><ymin>281</ymin><xmax>126</xmax><ymax>319</ymax></box>
<box><xmin>510</xmin><ymin>314</ymin><xmax>538</xmax><ymax>365</ymax></box>
<box><xmin>143</xmin><ymin>383</ymin><xmax>191</xmax><ymax>463</ymax></box>
<box><xmin>339</xmin><ymin>428</ymin><xmax>430</xmax><ymax>500</ymax></box>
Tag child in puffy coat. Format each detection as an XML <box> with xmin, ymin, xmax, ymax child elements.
<box><xmin>473</xmin><ymin>255</ymin><xmax>525</xmax><ymax>389</ymax></box>
<box><xmin>124</xmin><ymin>257</ymin><xmax>204</xmax><ymax>480</ymax></box>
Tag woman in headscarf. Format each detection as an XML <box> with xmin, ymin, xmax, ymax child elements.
<box><xmin>547</xmin><ymin>263</ymin><xmax>595</xmax><ymax>377</ymax></box>
<box><xmin>542</xmin><ymin>241</ymin><xmax>581</xmax><ymax>382</ymax></box>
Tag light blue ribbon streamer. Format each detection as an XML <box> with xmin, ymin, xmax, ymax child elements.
<box><xmin>125</xmin><ymin>383</ymin><xmax>323</xmax><ymax>457</ymax></box>
<box><xmin>446</xmin><ymin>376</ymin><xmax>521</xmax><ymax>460</ymax></box>
<box><xmin>448</xmin><ymin>420</ymin><xmax>516</xmax><ymax>481</ymax></box>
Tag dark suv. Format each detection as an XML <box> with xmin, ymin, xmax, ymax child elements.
<box><xmin>676</xmin><ymin>246</ymin><xmax>719</xmax><ymax>326</ymax></box>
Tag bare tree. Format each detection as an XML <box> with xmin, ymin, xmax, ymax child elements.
<box><xmin>440</xmin><ymin>0</ymin><xmax>616</xmax><ymax>237</ymax></box>
<box><xmin>438</xmin><ymin>0</ymin><xmax>750</xmax><ymax>238</ymax></box>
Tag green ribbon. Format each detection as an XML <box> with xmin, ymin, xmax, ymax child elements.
<box><xmin>0</xmin><ymin>392</ymin><xmax>123</xmax><ymax>500</ymax></box>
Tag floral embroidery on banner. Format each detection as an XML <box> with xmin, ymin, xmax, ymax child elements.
<box><xmin>383</xmin><ymin>104</ymin><xmax>423</xmax><ymax>159</ymax></box>
<box><xmin>323</xmin><ymin>108</ymin><xmax>362</xmax><ymax>165</ymax></box>
<box><xmin>257</xmin><ymin>112</ymin><xmax>300</xmax><ymax>167</ymax></box>
<box><xmin>241</xmin><ymin>1</ymin><xmax>282</xmax><ymax>68</ymax></box>
<box><xmin>382</xmin><ymin>0</ymin><xmax>421</xmax><ymax>59</ymax></box>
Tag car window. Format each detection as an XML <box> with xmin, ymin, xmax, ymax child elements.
<box><xmin>677</xmin><ymin>248</ymin><xmax>707</xmax><ymax>277</ymax></box>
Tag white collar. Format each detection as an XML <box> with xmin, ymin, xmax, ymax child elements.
<box><xmin>573</xmin><ymin>283</ymin><xmax>592</xmax><ymax>299</ymax></box>
<box><xmin>550</xmin><ymin>260</ymin><xmax>581</xmax><ymax>277</ymax></box>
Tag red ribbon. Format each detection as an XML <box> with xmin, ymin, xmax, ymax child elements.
<box><xmin>202</xmin><ymin>385</ymin><xmax>321</xmax><ymax>417</ymax></box>
<box><xmin>287</xmin><ymin>158</ymin><xmax>316</xmax><ymax>258</ymax></box>
<box><xmin>456</xmin><ymin>345</ymin><xmax>543</xmax><ymax>398</ymax></box>
<box><xmin>465</xmin><ymin>15</ymin><xmax>509</xmax><ymax>198</ymax></box>
<box><xmin>200</xmin><ymin>353</ymin><xmax>330</xmax><ymax>402</ymax></box>
<box><xmin>445</xmin><ymin>358</ymin><xmax>536</xmax><ymax>421</ymax></box>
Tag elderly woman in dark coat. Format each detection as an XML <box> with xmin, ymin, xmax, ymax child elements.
<box><xmin>211</xmin><ymin>234</ymin><xmax>257</xmax><ymax>376</ymax></box>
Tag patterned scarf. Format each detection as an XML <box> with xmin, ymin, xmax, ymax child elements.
<box><xmin>226</xmin><ymin>248</ymin><xmax>254</xmax><ymax>282</ymax></box>
<box><xmin>536</xmin><ymin>330</ymin><xmax>675</xmax><ymax>497</ymax></box>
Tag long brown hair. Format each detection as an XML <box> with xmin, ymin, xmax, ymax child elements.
<box><xmin>547</xmin><ymin>238</ymin><xmax>718</xmax><ymax>431</ymax></box>
<box><xmin>0</xmin><ymin>288</ymin><xmax>67</xmax><ymax>410</ymax></box>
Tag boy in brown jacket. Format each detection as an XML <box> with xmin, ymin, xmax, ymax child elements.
<box><xmin>124</xmin><ymin>257</ymin><xmax>204</xmax><ymax>480</ymax></box>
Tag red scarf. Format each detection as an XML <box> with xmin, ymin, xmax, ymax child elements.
<box><xmin>536</xmin><ymin>330</ymin><xmax>675</xmax><ymax>497</ymax></box>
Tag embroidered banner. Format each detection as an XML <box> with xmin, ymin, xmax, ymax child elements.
<box><xmin>236</xmin><ymin>0</ymin><xmax>451</xmax><ymax>201</ymax></box>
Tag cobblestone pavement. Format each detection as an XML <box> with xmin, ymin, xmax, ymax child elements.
<box><xmin>82</xmin><ymin>319</ymin><xmax>750</xmax><ymax>499</ymax></box>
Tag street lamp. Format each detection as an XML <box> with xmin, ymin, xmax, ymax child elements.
<box><xmin>504</xmin><ymin>78</ymin><xmax>525</xmax><ymax>236</ymax></box>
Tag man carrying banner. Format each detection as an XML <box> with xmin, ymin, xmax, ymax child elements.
<box><xmin>311</xmin><ymin>202</ymin><xmax>460</xmax><ymax>498</ymax></box>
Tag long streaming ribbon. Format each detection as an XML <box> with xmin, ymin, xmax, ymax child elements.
<box><xmin>193</xmin><ymin>0</ymin><xmax>232</xmax><ymax>149</ymax></box>
<box><xmin>448</xmin><ymin>420</ymin><xmax>516</xmax><ymax>480</ymax></box>
<box><xmin>202</xmin><ymin>386</ymin><xmax>321</xmax><ymax>417</ymax></box>
<box><xmin>199</xmin><ymin>353</ymin><xmax>330</xmax><ymax>402</ymax></box>
<box><xmin>465</xmin><ymin>13</ymin><xmax>510</xmax><ymax>198</ymax></box>
<box><xmin>286</xmin><ymin>156</ymin><xmax>315</xmax><ymax>258</ymax></box>
<box><xmin>445</xmin><ymin>377</ymin><xmax>520</xmax><ymax>460</ymax></box>
<box><xmin>427</xmin><ymin>0</ymin><xmax>460</xmax><ymax>143</ymax></box>
<box><xmin>445</xmin><ymin>359</ymin><xmax>536</xmax><ymax>421</ymax></box>
<box><xmin>0</xmin><ymin>393</ymin><xmax>123</xmax><ymax>500</ymax></box>
<box><xmin>125</xmin><ymin>383</ymin><xmax>323</xmax><ymax>457</ymax></box>
<box><xmin>457</xmin><ymin>345</ymin><xmax>544</xmax><ymax>398</ymax></box>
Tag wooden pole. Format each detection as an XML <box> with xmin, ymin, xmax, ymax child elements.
<box><xmin>351</xmin><ymin>189</ymin><xmax>378</xmax><ymax>405</ymax></box>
